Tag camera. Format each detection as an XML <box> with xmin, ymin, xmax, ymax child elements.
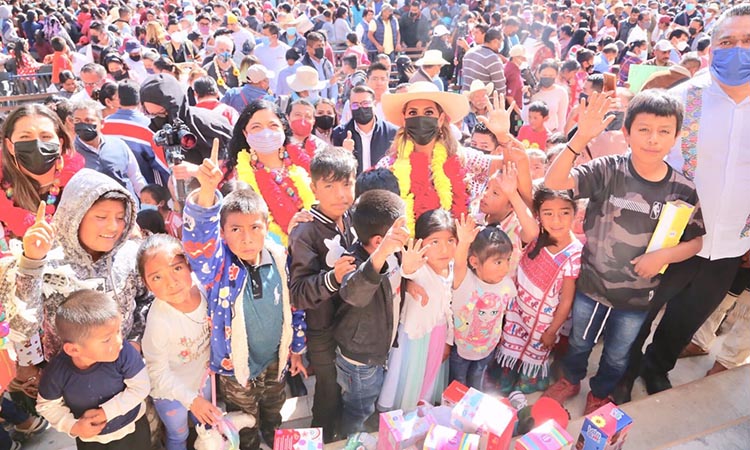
<box><xmin>154</xmin><ymin>120</ymin><xmax>197</xmax><ymax>203</ymax></box>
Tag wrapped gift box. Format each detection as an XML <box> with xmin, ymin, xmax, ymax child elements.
<box><xmin>442</xmin><ymin>380</ymin><xmax>470</xmax><ymax>407</ymax></box>
<box><xmin>514</xmin><ymin>420</ymin><xmax>573</xmax><ymax>450</ymax></box>
<box><xmin>273</xmin><ymin>428</ymin><xmax>324</xmax><ymax>450</ymax></box>
<box><xmin>450</xmin><ymin>388</ymin><xmax>517</xmax><ymax>450</ymax></box>
<box><xmin>423</xmin><ymin>424</ymin><xmax>479</xmax><ymax>450</ymax></box>
<box><xmin>574</xmin><ymin>403</ymin><xmax>632</xmax><ymax>450</ymax></box>
<box><xmin>378</xmin><ymin>409</ymin><xmax>436</xmax><ymax>450</ymax></box>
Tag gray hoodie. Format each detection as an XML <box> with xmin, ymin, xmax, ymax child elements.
<box><xmin>15</xmin><ymin>169</ymin><xmax>152</xmax><ymax>362</ymax></box>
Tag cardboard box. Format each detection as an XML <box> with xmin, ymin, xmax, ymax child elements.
<box><xmin>273</xmin><ymin>428</ymin><xmax>324</xmax><ymax>450</ymax></box>
<box><xmin>514</xmin><ymin>420</ymin><xmax>573</xmax><ymax>450</ymax></box>
<box><xmin>378</xmin><ymin>410</ymin><xmax>436</xmax><ymax>450</ymax></box>
<box><xmin>450</xmin><ymin>388</ymin><xmax>517</xmax><ymax>450</ymax></box>
<box><xmin>574</xmin><ymin>403</ymin><xmax>632</xmax><ymax>450</ymax></box>
<box><xmin>422</xmin><ymin>424</ymin><xmax>479</xmax><ymax>450</ymax></box>
<box><xmin>442</xmin><ymin>380</ymin><xmax>470</xmax><ymax>407</ymax></box>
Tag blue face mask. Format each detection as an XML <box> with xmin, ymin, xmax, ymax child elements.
<box><xmin>710</xmin><ymin>47</ymin><xmax>750</xmax><ymax>87</ymax></box>
<box><xmin>685</xmin><ymin>3</ymin><xmax>695</xmax><ymax>11</ymax></box>
<box><xmin>286</xmin><ymin>27</ymin><xmax>297</xmax><ymax>36</ymax></box>
<box><xmin>140</xmin><ymin>203</ymin><xmax>158</xmax><ymax>212</ymax></box>
<box><xmin>258</xmin><ymin>36</ymin><xmax>270</xmax><ymax>47</ymax></box>
<box><xmin>218</xmin><ymin>51</ymin><xmax>232</xmax><ymax>62</ymax></box>
<box><xmin>441</xmin><ymin>17</ymin><xmax>451</xmax><ymax>26</ymax></box>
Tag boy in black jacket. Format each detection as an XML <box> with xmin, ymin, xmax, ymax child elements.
<box><xmin>336</xmin><ymin>190</ymin><xmax>408</xmax><ymax>436</ymax></box>
<box><xmin>288</xmin><ymin>147</ymin><xmax>358</xmax><ymax>442</ymax></box>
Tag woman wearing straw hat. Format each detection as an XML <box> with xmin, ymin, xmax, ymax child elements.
<box><xmin>376</xmin><ymin>81</ymin><xmax>532</xmax><ymax>234</ymax></box>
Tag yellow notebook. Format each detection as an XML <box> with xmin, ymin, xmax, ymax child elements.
<box><xmin>646</xmin><ymin>200</ymin><xmax>696</xmax><ymax>274</ymax></box>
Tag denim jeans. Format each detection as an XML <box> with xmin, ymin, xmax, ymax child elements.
<box><xmin>0</xmin><ymin>397</ymin><xmax>30</xmax><ymax>449</ymax></box>
<box><xmin>335</xmin><ymin>352</ymin><xmax>385</xmax><ymax>437</ymax></box>
<box><xmin>449</xmin><ymin>346</ymin><xmax>492</xmax><ymax>390</ymax></box>
<box><xmin>153</xmin><ymin>378</ymin><xmax>212</xmax><ymax>450</ymax></box>
<box><xmin>562</xmin><ymin>292</ymin><xmax>648</xmax><ymax>399</ymax></box>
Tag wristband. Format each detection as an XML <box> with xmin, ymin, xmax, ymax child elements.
<box><xmin>566</xmin><ymin>144</ymin><xmax>580</xmax><ymax>157</ymax></box>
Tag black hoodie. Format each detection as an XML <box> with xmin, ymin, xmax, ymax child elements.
<box><xmin>140</xmin><ymin>74</ymin><xmax>233</xmax><ymax>164</ymax></box>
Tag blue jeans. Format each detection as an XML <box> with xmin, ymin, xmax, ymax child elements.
<box><xmin>153</xmin><ymin>379</ymin><xmax>212</xmax><ymax>450</ymax></box>
<box><xmin>335</xmin><ymin>352</ymin><xmax>385</xmax><ymax>437</ymax></box>
<box><xmin>562</xmin><ymin>292</ymin><xmax>648</xmax><ymax>399</ymax></box>
<box><xmin>449</xmin><ymin>346</ymin><xmax>492</xmax><ymax>390</ymax></box>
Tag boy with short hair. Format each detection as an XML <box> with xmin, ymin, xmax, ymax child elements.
<box><xmin>518</xmin><ymin>101</ymin><xmax>550</xmax><ymax>150</ymax></box>
<box><xmin>526</xmin><ymin>148</ymin><xmax>548</xmax><ymax>180</ymax></box>
<box><xmin>335</xmin><ymin>189</ymin><xmax>408</xmax><ymax>435</ymax></box>
<box><xmin>37</xmin><ymin>289</ymin><xmax>151</xmax><ymax>448</ymax></box>
<box><xmin>543</xmin><ymin>90</ymin><xmax>705</xmax><ymax>414</ymax></box>
<box><xmin>183</xmin><ymin>145</ymin><xmax>307</xmax><ymax>450</ymax></box>
<box><xmin>288</xmin><ymin>147</ymin><xmax>358</xmax><ymax>443</ymax></box>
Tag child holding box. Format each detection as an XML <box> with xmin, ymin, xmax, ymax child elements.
<box><xmin>542</xmin><ymin>90</ymin><xmax>705</xmax><ymax>414</ymax></box>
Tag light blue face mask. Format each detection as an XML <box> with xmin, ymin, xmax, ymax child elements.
<box><xmin>710</xmin><ymin>46</ymin><xmax>750</xmax><ymax>87</ymax></box>
<box><xmin>258</xmin><ymin>36</ymin><xmax>270</xmax><ymax>47</ymax></box>
<box><xmin>140</xmin><ymin>203</ymin><xmax>158</xmax><ymax>212</ymax></box>
<box><xmin>286</xmin><ymin>27</ymin><xmax>297</xmax><ymax>36</ymax></box>
<box><xmin>441</xmin><ymin>17</ymin><xmax>451</xmax><ymax>26</ymax></box>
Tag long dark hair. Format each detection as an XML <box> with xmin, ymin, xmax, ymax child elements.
<box><xmin>527</xmin><ymin>187</ymin><xmax>577</xmax><ymax>260</ymax></box>
<box><xmin>1</xmin><ymin>104</ymin><xmax>72</xmax><ymax>213</ymax></box>
<box><xmin>540</xmin><ymin>25</ymin><xmax>557</xmax><ymax>54</ymax></box>
<box><xmin>415</xmin><ymin>209</ymin><xmax>457</xmax><ymax>240</ymax></box>
<box><xmin>563</xmin><ymin>28</ymin><xmax>589</xmax><ymax>57</ymax></box>
<box><xmin>224</xmin><ymin>99</ymin><xmax>291</xmax><ymax>180</ymax></box>
<box><xmin>617</xmin><ymin>39</ymin><xmax>646</xmax><ymax>64</ymax></box>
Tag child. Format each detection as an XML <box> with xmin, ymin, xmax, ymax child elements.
<box><xmin>14</xmin><ymin>168</ymin><xmax>151</xmax><ymax>371</ymax></box>
<box><xmin>50</xmin><ymin>36</ymin><xmax>72</xmax><ymax>85</ymax></box>
<box><xmin>526</xmin><ymin>148</ymin><xmax>548</xmax><ymax>180</ymax></box>
<box><xmin>288</xmin><ymin>147</ymin><xmax>357</xmax><ymax>443</ymax></box>
<box><xmin>518</xmin><ymin>101</ymin><xmax>550</xmax><ymax>150</ymax></box>
<box><xmin>497</xmin><ymin>187</ymin><xmax>582</xmax><ymax>394</ymax></box>
<box><xmin>182</xmin><ymin>144</ymin><xmax>307</xmax><ymax>450</ymax></box>
<box><xmin>378</xmin><ymin>209</ymin><xmax>456</xmax><ymax>412</ymax></box>
<box><xmin>335</xmin><ymin>190</ymin><xmax>408</xmax><ymax>435</ymax></box>
<box><xmin>449</xmin><ymin>215</ymin><xmax>516</xmax><ymax>390</ymax></box>
<box><xmin>37</xmin><ymin>290</ymin><xmax>151</xmax><ymax>448</ymax></box>
<box><xmin>139</xmin><ymin>234</ymin><xmax>221</xmax><ymax>450</ymax></box>
<box><xmin>140</xmin><ymin>184</ymin><xmax>182</xmax><ymax>238</ymax></box>
<box><xmin>542</xmin><ymin>90</ymin><xmax>705</xmax><ymax>414</ymax></box>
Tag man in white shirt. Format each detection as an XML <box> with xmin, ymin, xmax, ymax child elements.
<box><xmin>227</xmin><ymin>13</ymin><xmax>255</xmax><ymax>65</ymax></box>
<box><xmin>254</xmin><ymin>22</ymin><xmax>291</xmax><ymax>93</ymax></box>
<box><xmin>617</xmin><ymin>4</ymin><xmax>750</xmax><ymax>402</ymax></box>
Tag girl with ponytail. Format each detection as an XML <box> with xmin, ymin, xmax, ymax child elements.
<box><xmin>495</xmin><ymin>187</ymin><xmax>583</xmax><ymax>394</ymax></box>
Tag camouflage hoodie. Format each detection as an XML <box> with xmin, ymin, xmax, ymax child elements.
<box><xmin>15</xmin><ymin>169</ymin><xmax>152</xmax><ymax>362</ymax></box>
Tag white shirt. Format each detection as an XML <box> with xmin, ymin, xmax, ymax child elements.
<box><xmin>253</xmin><ymin>41</ymin><xmax>291</xmax><ymax>92</ymax></box>
<box><xmin>530</xmin><ymin>85</ymin><xmax>569</xmax><ymax>133</ymax></box>
<box><xmin>354</xmin><ymin>120</ymin><xmax>375</xmax><ymax>170</ymax></box>
<box><xmin>666</xmin><ymin>72</ymin><xmax>750</xmax><ymax>260</ymax></box>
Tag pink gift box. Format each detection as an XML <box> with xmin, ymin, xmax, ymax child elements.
<box><xmin>422</xmin><ymin>424</ymin><xmax>479</xmax><ymax>450</ymax></box>
<box><xmin>377</xmin><ymin>410</ymin><xmax>436</xmax><ymax>450</ymax></box>
<box><xmin>514</xmin><ymin>420</ymin><xmax>573</xmax><ymax>450</ymax></box>
<box><xmin>574</xmin><ymin>403</ymin><xmax>632</xmax><ymax>450</ymax></box>
<box><xmin>273</xmin><ymin>428</ymin><xmax>324</xmax><ymax>450</ymax></box>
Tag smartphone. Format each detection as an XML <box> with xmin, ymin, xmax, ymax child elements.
<box><xmin>603</xmin><ymin>73</ymin><xmax>617</xmax><ymax>94</ymax></box>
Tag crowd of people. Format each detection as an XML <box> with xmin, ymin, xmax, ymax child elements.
<box><xmin>0</xmin><ymin>0</ymin><xmax>748</xmax><ymax>449</ymax></box>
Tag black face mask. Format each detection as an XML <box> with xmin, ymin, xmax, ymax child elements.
<box><xmin>130</xmin><ymin>54</ymin><xmax>142</xmax><ymax>62</ymax></box>
<box><xmin>315</xmin><ymin>115</ymin><xmax>335</xmax><ymax>130</ymax></box>
<box><xmin>314</xmin><ymin>47</ymin><xmax>325</xmax><ymax>59</ymax></box>
<box><xmin>404</xmin><ymin>116</ymin><xmax>439</xmax><ymax>145</ymax></box>
<box><xmin>74</xmin><ymin>122</ymin><xmax>98</xmax><ymax>142</ymax></box>
<box><xmin>90</xmin><ymin>35</ymin><xmax>100</xmax><ymax>44</ymax></box>
<box><xmin>352</xmin><ymin>107</ymin><xmax>373</xmax><ymax>125</ymax></box>
<box><xmin>579</xmin><ymin>92</ymin><xmax>588</xmax><ymax>103</ymax></box>
<box><xmin>539</xmin><ymin>77</ymin><xmax>555</xmax><ymax>88</ymax></box>
<box><xmin>112</xmin><ymin>70</ymin><xmax>128</xmax><ymax>81</ymax></box>
<box><xmin>13</xmin><ymin>139</ymin><xmax>61</xmax><ymax>175</ymax></box>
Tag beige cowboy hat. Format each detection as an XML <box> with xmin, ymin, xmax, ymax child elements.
<box><xmin>463</xmin><ymin>79</ymin><xmax>493</xmax><ymax>97</ymax></box>
<box><xmin>382</xmin><ymin>81</ymin><xmax>470</xmax><ymax>127</ymax></box>
<box><xmin>287</xmin><ymin>66</ymin><xmax>328</xmax><ymax>92</ymax></box>
<box><xmin>415</xmin><ymin>50</ymin><xmax>450</xmax><ymax>67</ymax></box>
<box><xmin>290</xmin><ymin>15</ymin><xmax>314</xmax><ymax>35</ymax></box>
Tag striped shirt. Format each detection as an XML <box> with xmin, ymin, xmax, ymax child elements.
<box><xmin>461</xmin><ymin>45</ymin><xmax>506</xmax><ymax>94</ymax></box>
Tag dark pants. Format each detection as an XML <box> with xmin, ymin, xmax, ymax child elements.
<box><xmin>636</xmin><ymin>256</ymin><xmax>741</xmax><ymax>377</ymax></box>
<box><xmin>219</xmin><ymin>361</ymin><xmax>286</xmax><ymax>450</ymax></box>
<box><xmin>0</xmin><ymin>397</ymin><xmax>30</xmax><ymax>449</ymax></box>
<box><xmin>75</xmin><ymin>415</ymin><xmax>150</xmax><ymax>450</ymax></box>
<box><xmin>307</xmin><ymin>329</ymin><xmax>341</xmax><ymax>442</ymax></box>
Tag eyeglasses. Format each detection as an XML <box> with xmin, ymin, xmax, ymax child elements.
<box><xmin>82</xmin><ymin>80</ymin><xmax>102</xmax><ymax>88</ymax></box>
<box><xmin>350</xmin><ymin>100</ymin><xmax>373</xmax><ymax>111</ymax></box>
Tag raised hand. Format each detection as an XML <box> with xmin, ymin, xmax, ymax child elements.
<box><xmin>576</xmin><ymin>91</ymin><xmax>616</xmax><ymax>141</ymax></box>
<box><xmin>401</xmin><ymin>238</ymin><xmax>429</xmax><ymax>275</ymax></box>
<box><xmin>171</xmin><ymin>162</ymin><xmax>200</xmax><ymax>180</ymax></box>
<box><xmin>380</xmin><ymin>216</ymin><xmax>410</xmax><ymax>256</ymax></box>
<box><xmin>497</xmin><ymin>162</ymin><xmax>519</xmax><ymax>196</ymax></box>
<box><xmin>342</xmin><ymin>131</ymin><xmax>355</xmax><ymax>152</ymax></box>
<box><xmin>456</xmin><ymin>214</ymin><xmax>480</xmax><ymax>245</ymax></box>
<box><xmin>22</xmin><ymin>202</ymin><xmax>55</xmax><ymax>261</ymax></box>
<box><xmin>477</xmin><ymin>91</ymin><xmax>516</xmax><ymax>138</ymax></box>
<box><xmin>196</xmin><ymin>139</ymin><xmax>223</xmax><ymax>191</ymax></box>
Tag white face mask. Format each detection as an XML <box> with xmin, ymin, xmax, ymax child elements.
<box><xmin>640</xmin><ymin>50</ymin><xmax>648</xmax><ymax>60</ymax></box>
<box><xmin>245</xmin><ymin>128</ymin><xmax>286</xmax><ymax>154</ymax></box>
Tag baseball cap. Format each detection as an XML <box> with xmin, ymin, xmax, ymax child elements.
<box><xmin>227</xmin><ymin>13</ymin><xmax>239</xmax><ymax>25</ymax></box>
<box><xmin>653</xmin><ymin>39</ymin><xmax>673</xmax><ymax>52</ymax></box>
<box><xmin>246</xmin><ymin>64</ymin><xmax>274</xmax><ymax>83</ymax></box>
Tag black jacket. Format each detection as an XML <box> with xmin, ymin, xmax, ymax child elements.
<box><xmin>288</xmin><ymin>206</ymin><xmax>355</xmax><ymax>332</ymax></box>
<box><xmin>334</xmin><ymin>242</ymin><xmax>399</xmax><ymax>366</ymax></box>
<box><xmin>331</xmin><ymin>118</ymin><xmax>398</xmax><ymax>173</ymax></box>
